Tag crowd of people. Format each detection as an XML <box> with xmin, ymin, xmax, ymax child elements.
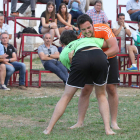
<box><xmin>0</xmin><ymin>0</ymin><xmax>140</xmax><ymax>135</ymax></box>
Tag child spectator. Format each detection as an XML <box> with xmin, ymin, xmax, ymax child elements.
<box><xmin>38</xmin><ymin>1</ymin><xmax>60</xmax><ymax>43</ymax></box>
<box><xmin>57</xmin><ymin>3</ymin><xmax>79</xmax><ymax>34</ymax></box>
<box><xmin>68</xmin><ymin>0</ymin><xmax>86</xmax><ymax>25</ymax></box>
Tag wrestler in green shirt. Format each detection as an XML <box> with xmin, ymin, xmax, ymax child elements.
<box><xmin>60</xmin><ymin>37</ymin><xmax>104</xmax><ymax>70</ymax></box>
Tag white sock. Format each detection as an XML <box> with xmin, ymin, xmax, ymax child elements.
<box><xmin>132</xmin><ymin>64</ymin><xmax>136</xmax><ymax>67</ymax></box>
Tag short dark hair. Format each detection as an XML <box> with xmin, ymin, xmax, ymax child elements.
<box><xmin>77</xmin><ymin>14</ymin><xmax>93</xmax><ymax>29</ymax></box>
<box><xmin>60</xmin><ymin>30</ymin><xmax>77</xmax><ymax>45</ymax></box>
<box><xmin>118</xmin><ymin>13</ymin><xmax>125</xmax><ymax>18</ymax></box>
<box><xmin>94</xmin><ymin>0</ymin><xmax>102</xmax><ymax>5</ymax></box>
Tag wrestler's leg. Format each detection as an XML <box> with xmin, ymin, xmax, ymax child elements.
<box><xmin>43</xmin><ymin>85</ymin><xmax>78</xmax><ymax>134</ymax></box>
<box><xmin>106</xmin><ymin>84</ymin><xmax>120</xmax><ymax>130</ymax></box>
<box><xmin>70</xmin><ymin>85</ymin><xmax>93</xmax><ymax>129</ymax></box>
<box><xmin>95</xmin><ymin>84</ymin><xmax>115</xmax><ymax>135</ymax></box>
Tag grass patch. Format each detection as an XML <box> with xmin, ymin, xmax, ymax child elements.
<box><xmin>0</xmin><ymin>88</ymin><xmax>140</xmax><ymax>139</ymax></box>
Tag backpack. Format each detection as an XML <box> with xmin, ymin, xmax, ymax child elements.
<box><xmin>17</xmin><ymin>27</ymin><xmax>38</xmax><ymax>38</ymax></box>
<box><xmin>22</xmin><ymin>27</ymin><xmax>38</xmax><ymax>34</ymax></box>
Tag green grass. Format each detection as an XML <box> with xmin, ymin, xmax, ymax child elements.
<box><xmin>0</xmin><ymin>91</ymin><xmax>140</xmax><ymax>140</ymax></box>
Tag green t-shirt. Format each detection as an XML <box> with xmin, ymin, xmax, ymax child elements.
<box><xmin>60</xmin><ymin>37</ymin><xmax>104</xmax><ymax>70</ymax></box>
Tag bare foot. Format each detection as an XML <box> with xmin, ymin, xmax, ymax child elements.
<box><xmin>106</xmin><ymin>129</ymin><xmax>116</xmax><ymax>135</ymax></box>
<box><xmin>69</xmin><ymin>123</ymin><xmax>83</xmax><ymax>129</ymax></box>
<box><xmin>43</xmin><ymin>129</ymin><xmax>51</xmax><ymax>135</ymax></box>
<box><xmin>111</xmin><ymin>123</ymin><xmax>121</xmax><ymax>130</ymax></box>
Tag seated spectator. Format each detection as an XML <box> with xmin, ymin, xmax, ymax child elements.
<box><xmin>10</xmin><ymin>0</ymin><xmax>55</xmax><ymax>17</ymax></box>
<box><xmin>127</xmin><ymin>21</ymin><xmax>140</xmax><ymax>71</ymax></box>
<box><xmin>1</xmin><ymin>32</ymin><xmax>27</xmax><ymax>90</ymax></box>
<box><xmin>38</xmin><ymin>33</ymin><xmax>68</xmax><ymax>84</ymax></box>
<box><xmin>0</xmin><ymin>14</ymin><xmax>12</xmax><ymax>39</ymax></box>
<box><xmin>38</xmin><ymin>1</ymin><xmax>60</xmax><ymax>43</ymax></box>
<box><xmin>112</xmin><ymin>13</ymin><xmax>131</xmax><ymax>53</ymax></box>
<box><xmin>55</xmin><ymin>0</ymin><xmax>69</xmax><ymax>13</ymax></box>
<box><xmin>86</xmin><ymin>0</ymin><xmax>108</xmax><ymax>24</ymax></box>
<box><xmin>57</xmin><ymin>3</ymin><xmax>78</xmax><ymax>34</ymax></box>
<box><xmin>30</xmin><ymin>0</ymin><xmax>55</xmax><ymax>17</ymax></box>
<box><xmin>126</xmin><ymin>0</ymin><xmax>140</xmax><ymax>21</ymax></box>
<box><xmin>0</xmin><ymin>44</ymin><xmax>10</xmax><ymax>90</ymax></box>
<box><xmin>85</xmin><ymin>0</ymin><xmax>103</xmax><ymax>12</ymax></box>
<box><xmin>68</xmin><ymin>0</ymin><xmax>86</xmax><ymax>25</ymax></box>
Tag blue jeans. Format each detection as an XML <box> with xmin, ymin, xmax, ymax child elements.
<box><xmin>44</xmin><ymin>60</ymin><xmax>68</xmax><ymax>83</ymax></box>
<box><xmin>55</xmin><ymin>0</ymin><xmax>63</xmax><ymax>12</ymax></box>
<box><xmin>5</xmin><ymin>62</ymin><xmax>26</xmax><ymax>86</ymax></box>
<box><xmin>38</xmin><ymin>26</ymin><xmax>42</xmax><ymax>34</ymax></box>
<box><xmin>130</xmin><ymin>11</ymin><xmax>140</xmax><ymax>21</ymax></box>
<box><xmin>69</xmin><ymin>10</ymin><xmax>83</xmax><ymax>25</ymax></box>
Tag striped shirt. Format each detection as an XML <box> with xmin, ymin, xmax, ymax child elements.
<box><xmin>86</xmin><ymin>8</ymin><xmax>108</xmax><ymax>24</ymax></box>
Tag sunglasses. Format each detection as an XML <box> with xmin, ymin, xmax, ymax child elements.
<box><xmin>48</xmin><ymin>49</ymin><xmax>51</xmax><ymax>54</ymax></box>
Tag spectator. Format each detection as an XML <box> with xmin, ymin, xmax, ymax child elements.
<box><xmin>86</xmin><ymin>0</ymin><xmax>108</xmax><ymax>24</ymax></box>
<box><xmin>10</xmin><ymin>0</ymin><xmax>55</xmax><ymax>17</ymax></box>
<box><xmin>0</xmin><ymin>44</ymin><xmax>10</xmax><ymax>90</ymax></box>
<box><xmin>85</xmin><ymin>0</ymin><xmax>103</xmax><ymax>12</ymax></box>
<box><xmin>1</xmin><ymin>32</ymin><xmax>27</xmax><ymax>90</ymax></box>
<box><xmin>0</xmin><ymin>14</ymin><xmax>12</xmax><ymax>39</ymax></box>
<box><xmin>127</xmin><ymin>21</ymin><xmax>140</xmax><ymax>71</ymax></box>
<box><xmin>10</xmin><ymin>0</ymin><xmax>30</xmax><ymax>16</ymax></box>
<box><xmin>38</xmin><ymin>1</ymin><xmax>60</xmax><ymax>43</ymax></box>
<box><xmin>30</xmin><ymin>0</ymin><xmax>55</xmax><ymax>17</ymax></box>
<box><xmin>55</xmin><ymin>0</ymin><xmax>69</xmax><ymax>13</ymax></box>
<box><xmin>68</xmin><ymin>0</ymin><xmax>86</xmax><ymax>25</ymax></box>
<box><xmin>112</xmin><ymin>13</ymin><xmax>131</xmax><ymax>53</ymax></box>
<box><xmin>38</xmin><ymin>33</ymin><xmax>68</xmax><ymax>84</ymax></box>
<box><xmin>126</xmin><ymin>0</ymin><xmax>140</xmax><ymax>21</ymax></box>
<box><xmin>57</xmin><ymin>3</ymin><xmax>78</xmax><ymax>34</ymax></box>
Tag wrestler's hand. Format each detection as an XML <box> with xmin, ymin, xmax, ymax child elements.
<box><xmin>68</xmin><ymin>50</ymin><xmax>74</xmax><ymax>63</ymax></box>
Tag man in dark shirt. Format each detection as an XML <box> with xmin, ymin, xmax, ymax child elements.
<box><xmin>1</xmin><ymin>32</ymin><xmax>27</xmax><ymax>90</ymax></box>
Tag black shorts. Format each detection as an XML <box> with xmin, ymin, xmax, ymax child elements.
<box><xmin>136</xmin><ymin>46</ymin><xmax>140</xmax><ymax>54</ymax></box>
<box><xmin>107</xmin><ymin>56</ymin><xmax>120</xmax><ymax>84</ymax></box>
<box><xmin>66</xmin><ymin>49</ymin><xmax>109</xmax><ymax>88</ymax></box>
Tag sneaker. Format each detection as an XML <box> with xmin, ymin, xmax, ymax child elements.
<box><xmin>19</xmin><ymin>85</ymin><xmax>27</xmax><ymax>90</ymax></box>
<box><xmin>31</xmin><ymin>13</ymin><xmax>35</xmax><ymax>17</ymax></box>
<box><xmin>0</xmin><ymin>85</ymin><xmax>10</xmax><ymax>90</ymax></box>
<box><xmin>10</xmin><ymin>12</ymin><xmax>19</xmax><ymax>17</ymax></box>
<box><xmin>127</xmin><ymin>65</ymin><xmax>138</xmax><ymax>71</ymax></box>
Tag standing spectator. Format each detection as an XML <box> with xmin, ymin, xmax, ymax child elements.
<box><xmin>112</xmin><ymin>13</ymin><xmax>131</xmax><ymax>53</ymax></box>
<box><xmin>1</xmin><ymin>32</ymin><xmax>27</xmax><ymax>90</ymax></box>
<box><xmin>68</xmin><ymin>0</ymin><xmax>86</xmax><ymax>25</ymax></box>
<box><xmin>85</xmin><ymin>0</ymin><xmax>103</xmax><ymax>12</ymax></box>
<box><xmin>10</xmin><ymin>0</ymin><xmax>30</xmax><ymax>16</ymax></box>
<box><xmin>57</xmin><ymin>3</ymin><xmax>78</xmax><ymax>34</ymax></box>
<box><xmin>0</xmin><ymin>44</ymin><xmax>10</xmax><ymax>90</ymax></box>
<box><xmin>126</xmin><ymin>0</ymin><xmax>140</xmax><ymax>21</ymax></box>
<box><xmin>38</xmin><ymin>33</ymin><xmax>68</xmax><ymax>84</ymax></box>
<box><xmin>30</xmin><ymin>0</ymin><xmax>55</xmax><ymax>17</ymax></box>
<box><xmin>10</xmin><ymin>0</ymin><xmax>55</xmax><ymax>17</ymax></box>
<box><xmin>86</xmin><ymin>0</ymin><xmax>108</xmax><ymax>24</ymax></box>
<box><xmin>127</xmin><ymin>21</ymin><xmax>140</xmax><ymax>71</ymax></box>
<box><xmin>38</xmin><ymin>1</ymin><xmax>60</xmax><ymax>43</ymax></box>
<box><xmin>0</xmin><ymin>14</ymin><xmax>12</xmax><ymax>39</ymax></box>
<box><xmin>55</xmin><ymin>0</ymin><xmax>69</xmax><ymax>13</ymax></box>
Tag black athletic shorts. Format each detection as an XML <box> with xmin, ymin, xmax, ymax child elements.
<box><xmin>66</xmin><ymin>49</ymin><xmax>109</xmax><ymax>88</ymax></box>
<box><xmin>107</xmin><ymin>56</ymin><xmax>120</xmax><ymax>84</ymax></box>
<box><xmin>136</xmin><ymin>46</ymin><xmax>140</xmax><ymax>54</ymax></box>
